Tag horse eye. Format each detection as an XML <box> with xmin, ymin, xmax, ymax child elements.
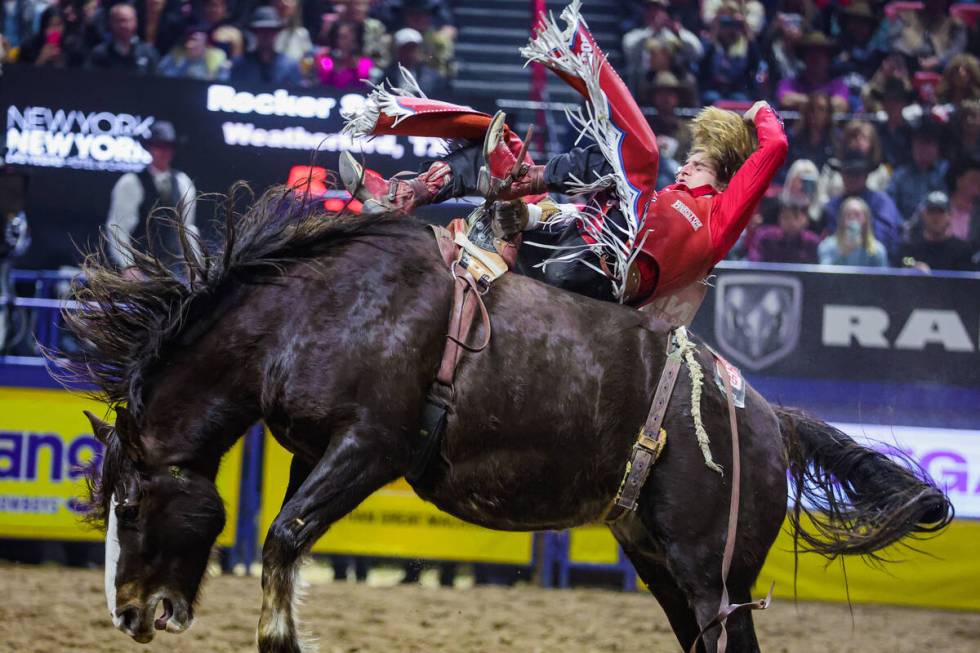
<box><xmin>116</xmin><ymin>503</ymin><xmax>140</xmax><ymax>523</ymax></box>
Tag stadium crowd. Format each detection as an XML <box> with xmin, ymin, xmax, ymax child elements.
<box><xmin>1</xmin><ymin>0</ymin><xmax>980</xmax><ymax>271</ymax></box>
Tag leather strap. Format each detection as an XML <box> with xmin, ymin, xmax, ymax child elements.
<box><xmin>688</xmin><ymin>367</ymin><xmax>772</xmax><ymax>653</ymax></box>
<box><xmin>602</xmin><ymin>331</ymin><xmax>681</xmax><ymax>522</ymax></box>
<box><xmin>407</xmin><ymin>399</ymin><xmax>449</xmax><ymax>484</ymax></box>
<box><xmin>437</xmin><ymin>264</ymin><xmax>492</xmax><ymax>386</ymax></box>
<box><xmin>406</xmin><ymin>224</ymin><xmax>499</xmax><ymax>484</ymax></box>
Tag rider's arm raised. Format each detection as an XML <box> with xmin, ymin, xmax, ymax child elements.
<box><xmin>708</xmin><ymin>104</ymin><xmax>788</xmax><ymax>264</ymax></box>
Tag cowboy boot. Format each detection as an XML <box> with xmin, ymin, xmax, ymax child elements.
<box><xmin>456</xmin><ymin>115</ymin><xmax>538</xmax><ymax>285</ymax></box>
<box><xmin>339</xmin><ymin>151</ymin><xmax>453</xmax><ymax>215</ymax></box>
<box><xmin>476</xmin><ymin>111</ymin><xmax>547</xmax><ymax>201</ymax></box>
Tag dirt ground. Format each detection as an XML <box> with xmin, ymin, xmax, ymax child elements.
<box><xmin>1</xmin><ymin>564</ymin><xmax>978</xmax><ymax>653</ymax></box>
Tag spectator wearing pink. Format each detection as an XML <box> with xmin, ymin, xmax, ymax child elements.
<box><xmin>947</xmin><ymin>156</ymin><xmax>980</xmax><ymax>248</ymax></box>
<box><xmin>315</xmin><ymin>18</ymin><xmax>377</xmax><ymax>90</ymax></box>
<box><xmin>323</xmin><ymin>0</ymin><xmax>390</xmax><ymax>70</ymax></box>
<box><xmin>17</xmin><ymin>6</ymin><xmax>68</xmax><ymax>67</ymax></box>
<box><xmin>749</xmin><ymin>201</ymin><xmax>820</xmax><ymax>263</ymax></box>
<box><xmin>776</xmin><ymin>32</ymin><xmax>848</xmax><ymax>113</ymax></box>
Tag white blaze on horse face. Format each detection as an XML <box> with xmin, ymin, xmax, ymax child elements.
<box><xmin>105</xmin><ymin>494</ymin><xmax>123</xmax><ymax>627</ymax></box>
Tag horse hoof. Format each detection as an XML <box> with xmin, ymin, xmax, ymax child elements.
<box><xmin>257</xmin><ymin>635</ymin><xmax>304</xmax><ymax>653</ymax></box>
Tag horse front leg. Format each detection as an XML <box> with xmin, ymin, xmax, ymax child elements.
<box><xmin>257</xmin><ymin>430</ymin><xmax>401</xmax><ymax>653</ymax></box>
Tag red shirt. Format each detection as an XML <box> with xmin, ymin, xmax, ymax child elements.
<box><xmin>628</xmin><ymin>106</ymin><xmax>788</xmax><ymax>304</ymax></box>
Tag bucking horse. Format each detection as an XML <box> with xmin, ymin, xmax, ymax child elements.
<box><xmin>61</xmin><ymin>188</ymin><xmax>951</xmax><ymax>653</ymax></box>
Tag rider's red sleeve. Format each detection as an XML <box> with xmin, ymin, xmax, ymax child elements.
<box><xmin>708</xmin><ymin>107</ymin><xmax>788</xmax><ymax>264</ymax></box>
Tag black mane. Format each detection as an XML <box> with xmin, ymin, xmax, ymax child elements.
<box><xmin>57</xmin><ymin>184</ymin><xmax>403</xmax><ymax>420</ymax></box>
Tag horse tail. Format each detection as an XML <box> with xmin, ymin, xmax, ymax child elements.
<box><xmin>774</xmin><ymin>406</ymin><xmax>953</xmax><ymax>559</ymax></box>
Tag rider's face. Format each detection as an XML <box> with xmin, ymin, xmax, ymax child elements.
<box><xmin>676</xmin><ymin>152</ymin><xmax>719</xmax><ymax>190</ymax></box>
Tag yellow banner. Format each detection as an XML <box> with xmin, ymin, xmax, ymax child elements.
<box><xmin>564</xmin><ymin>516</ymin><xmax>980</xmax><ymax>611</ymax></box>
<box><xmin>260</xmin><ymin>435</ymin><xmax>534</xmax><ymax>564</ymax></box>
<box><xmin>758</xmin><ymin>516</ymin><xmax>980</xmax><ymax>611</ymax></box>
<box><xmin>0</xmin><ymin>387</ymin><xmax>241</xmax><ymax>547</ymax></box>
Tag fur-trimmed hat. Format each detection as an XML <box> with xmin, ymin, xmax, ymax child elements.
<box><xmin>690</xmin><ymin>107</ymin><xmax>757</xmax><ymax>186</ymax></box>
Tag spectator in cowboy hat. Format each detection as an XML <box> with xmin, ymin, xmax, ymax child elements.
<box><xmin>645</xmin><ymin>71</ymin><xmax>694</xmax><ymax>174</ymax></box>
<box><xmin>872</xmin><ymin>77</ymin><xmax>916</xmax><ymax>169</ymax></box>
<box><xmin>775</xmin><ymin>31</ymin><xmax>848</xmax><ymax>112</ymax></box>
<box><xmin>832</xmin><ymin>1</ymin><xmax>886</xmax><ymax>82</ymax></box>
<box><xmin>821</xmin><ymin>151</ymin><xmax>903</xmax><ymax>255</ymax></box>
<box><xmin>697</xmin><ymin>2</ymin><xmax>763</xmax><ymax>104</ymax></box>
<box><xmin>887</xmin><ymin>117</ymin><xmax>950</xmax><ymax>221</ymax></box>
<box><xmin>106</xmin><ymin>121</ymin><xmax>201</xmax><ymax>277</ymax></box>
<box><xmin>899</xmin><ymin>191</ymin><xmax>976</xmax><ymax>271</ymax></box>
<box><xmin>230</xmin><ymin>6</ymin><xmax>304</xmax><ymax>86</ymax></box>
<box><xmin>623</xmin><ymin>0</ymin><xmax>702</xmax><ymax>92</ymax></box>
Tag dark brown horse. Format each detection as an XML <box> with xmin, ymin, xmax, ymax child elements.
<box><xmin>64</xmin><ymin>188</ymin><xmax>951</xmax><ymax>653</ymax></box>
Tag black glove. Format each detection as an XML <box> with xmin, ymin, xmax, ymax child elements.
<box><xmin>491</xmin><ymin>200</ymin><xmax>528</xmax><ymax>239</ymax></box>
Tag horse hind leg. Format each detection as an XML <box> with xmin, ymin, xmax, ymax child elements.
<box><xmin>257</xmin><ymin>427</ymin><xmax>402</xmax><ymax>653</ymax></box>
<box><xmin>610</xmin><ymin>517</ymin><xmax>703</xmax><ymax>651</ymax></box>
<box><xmin>613</xmin><ymin>516</ymin><xmax>764</xmax><ymax>653</ymax></box>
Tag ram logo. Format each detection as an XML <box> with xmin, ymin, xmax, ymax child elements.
<box><xmin>714</xmin><ymin>274</ymin><xmax>802</xmax><ymax>371</ymax></box>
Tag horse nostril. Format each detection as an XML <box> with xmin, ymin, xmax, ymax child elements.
<box><xmin>119</xmin><ymin>606</ymin><xmax>140</xmax><ymax>632</ymax></box>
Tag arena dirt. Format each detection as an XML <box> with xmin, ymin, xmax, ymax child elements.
<box><xmin>1</xmin><ymin>564</ymin><xmax>977</xmax><ymax>652</ymax></box>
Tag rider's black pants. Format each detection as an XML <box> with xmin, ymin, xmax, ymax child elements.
<box><xmin>433</xmin><ymin>143</ymin><xmax>618</xmax><ymax>303</ymax></box>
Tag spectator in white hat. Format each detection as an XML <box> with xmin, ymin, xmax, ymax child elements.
<box><xmin>383</xmin><ymin>27</ymin><xmax>448</xmax><ymax>95</ymax></box>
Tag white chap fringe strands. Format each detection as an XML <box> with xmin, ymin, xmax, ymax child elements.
<box><xmin>675</xmin><ymin>327</ymin><xmax>723</xmax><ymax>475</ymax></box>
<box><xmin>341</xmin><ymin>65</ymin><xmax>427</xmax><ymax>138</ymax></box>
<box><xmin>520</xmin><ymin>0</ymin><xmax>640</xmax><ymax>300</ymax></box>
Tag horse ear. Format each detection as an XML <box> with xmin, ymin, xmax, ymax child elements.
<box><xmin>83</xmin><ymin>410</ymin><xmax>114</xmax><ymax>445</ymax></box>
<box><xmin>114</xmin><ymin>406</ymin><xmax>146</xmax><ymax>463</ymax></box>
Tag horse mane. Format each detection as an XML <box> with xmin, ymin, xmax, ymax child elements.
<box><xmin>56</xmin><ymin>183</ymin><xmax>403</xmax><ymax>420</ymax></box>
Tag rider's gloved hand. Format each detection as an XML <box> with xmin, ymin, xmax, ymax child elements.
<box><xmin>492</xmin><ymin>199</ymin><xmax>529</xmax><ymax>239</ymax></box>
